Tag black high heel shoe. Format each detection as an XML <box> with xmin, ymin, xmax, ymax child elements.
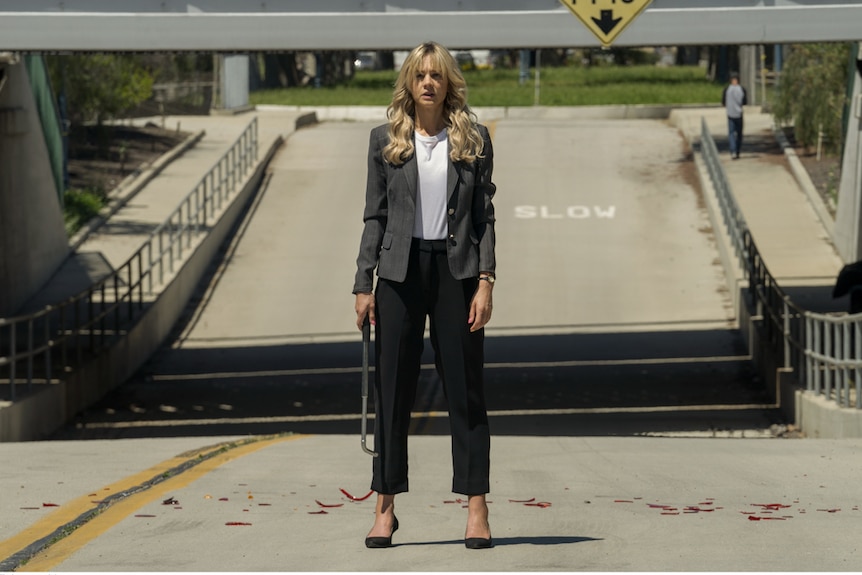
<box><xmin>465</xmin><ymin>536</ymin><xmax>493</xmax><ymax>549</ymax></box>
<box><xmin>365</xmin><ymin>516</ymin><xmax>399</xmax><ymax>548</ymax></box>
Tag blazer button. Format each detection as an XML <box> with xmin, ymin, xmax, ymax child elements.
<box><xmin>448</xmin><ymin>208</ymin><xmax>455</xmax><ymax>217</ymax></box>
<box><xmin>448</xmin><ymin>234</ymin><xmax>457</xmax><ymax>246</ymax></box>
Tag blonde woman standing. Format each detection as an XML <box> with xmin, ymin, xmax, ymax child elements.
<box><xmin>353</xmin><ymin>41</ymin><xmax>497</xmax><ymax>550</ymax></box>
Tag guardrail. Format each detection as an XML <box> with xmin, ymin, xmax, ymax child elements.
<box><xmin>0</xmin><ymin>117</ymin><xmax>258</xmax><ymax>402</ymax></box>
<box><xmin>700</xmin><ymin>118</ymin><xmax>858</xmax><ymax>410</ymax></box>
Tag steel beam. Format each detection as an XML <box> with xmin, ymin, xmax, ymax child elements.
<box><xmin>0</xmin><ymin>2</ymin><xmax>861</xmax><ymax>51</ymax></box>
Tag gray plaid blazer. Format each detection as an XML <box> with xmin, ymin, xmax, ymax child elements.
<box><xmin>352</xmin><ymin>123</ymin><xmax>496</xmax><ymax>295</ymax></box>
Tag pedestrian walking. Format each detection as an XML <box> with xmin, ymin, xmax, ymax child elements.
<box><xmin>352</xmin><ymin>40</ymin><xmax>497</xmax><ymax>550</ymax></box>
<box><xmin>722</xmin><ymin>72</ymin><xmax>748</xmax><ymax>159</ymax></box>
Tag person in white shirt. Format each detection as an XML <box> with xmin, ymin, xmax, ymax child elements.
<box><xmin>353</xmin><ymin>41</ymin><xmax>496</xmax><ymax>550</ymax></box>
<box><xmin>722</xmin><ymin>72</ymin><xmax>748</xmax><ymax>159</ymax></box>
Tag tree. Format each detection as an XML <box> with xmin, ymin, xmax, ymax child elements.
<box><xmin>772</xmin><ymin>43</ymin><xmax>852</xmax><ymax>153</ymax></box>
<box><xmin>46</xmin><ymin>54</ymin><xmax>153</xmax><ymax>126</ymax></box>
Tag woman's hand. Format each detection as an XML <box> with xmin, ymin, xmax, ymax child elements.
<box><xmin>355</xmin><ymin>292</ymin><xmax>376</xmax><ymax>331</ymax></box>
<box><xmin>468</xmin><ymin>282</ymin><xmax>493</xmax><ymax>332</ymax></box>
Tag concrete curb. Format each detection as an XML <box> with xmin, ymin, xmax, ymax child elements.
<box><xmin>254</xmin><ymin>103</ymin><xmax>723</xmax><ymax>124</ymax></box>
<box><xmin>68</xmin><ymin>129</ymin><xmax>206</xmax><ymax>251</ymax></box>
<box><xmin>772</xmin><ymin>123</ymin><xmax>836</xmax><ymax>242</ymax></box>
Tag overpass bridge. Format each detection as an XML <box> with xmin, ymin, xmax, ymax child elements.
<box><xmin>0</xmin><ymin>0</ymin><xmax>861</xmax><ymax>51</ymax></box>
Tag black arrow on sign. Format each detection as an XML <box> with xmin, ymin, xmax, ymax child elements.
<box><xmin>592</xmin><ymin>10</ymin><xmax>622</xmax><ymax>35</ymax></box>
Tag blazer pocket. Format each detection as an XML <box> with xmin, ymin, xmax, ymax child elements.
<box><xmin>382</xmin><ymin>231</ymin><xmax>393</xmax><ymax>250</ymax></box>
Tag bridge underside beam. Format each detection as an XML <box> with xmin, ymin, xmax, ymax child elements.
<box><xmin>1</xmin><ymin>6</ymin><xmax>861</xmax><ymax>52</ymax></box>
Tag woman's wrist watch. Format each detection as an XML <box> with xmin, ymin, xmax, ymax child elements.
<box><xmin>478</xmin><ymin>274</ymin><xmax>495</xmax><ymax>285</ymax></box>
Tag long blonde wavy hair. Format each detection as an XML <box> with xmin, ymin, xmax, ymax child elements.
<box><xmin>383</xmin><ymin>42</ymin><xmax>484</xmax><ymax>166</ymax></box>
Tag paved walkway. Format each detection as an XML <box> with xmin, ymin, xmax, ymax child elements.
<box><xmin>671</xmin><ymin>106</ymin><xmax>845</xmax><ymax>314</ymax></box>
<box><xmin>16</xmin><ymin>110</ymin><xmax>309</xmax><ymax>314</ymax></box>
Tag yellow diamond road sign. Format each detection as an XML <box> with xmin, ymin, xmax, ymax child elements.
<box><xmin>559</xmin><ymin>0</ymin><xmax>653</xmax><ymax>47</ymax></box>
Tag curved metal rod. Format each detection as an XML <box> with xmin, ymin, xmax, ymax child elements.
<box><xmin>361</xmin><ymin>318</ymin><xmax>378</xmax><ymax>457</ymax></box>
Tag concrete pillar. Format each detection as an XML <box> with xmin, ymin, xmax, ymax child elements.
<box><xmin>0</xmin><ymin>59</ymin><xmax>69</xmax><ymax>316</ymax></box>
<box><xmin>833</xmin><ymin>42</ymin><xmax>862</xmax><ymax>263</ymax></box>
<box><xmin>739</xmin><ymin>45</ymin><xmax>758</xmax><ymax>107</ymax></box>
<box><xmin>212</xmin><ymin>54</ymin><xmax>252</xmax><ymax>114</ymax></box>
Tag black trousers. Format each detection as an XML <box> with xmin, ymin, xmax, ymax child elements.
<box><xmin>371</xmin><ymin>238</ymin><xmax>490</xmax><ymax>496</ymax></box>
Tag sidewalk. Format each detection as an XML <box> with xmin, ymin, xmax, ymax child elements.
<box><xmin>671</xmin><ymin>106</ymin><xmax>845</xmax><ymax>314</ymax></box>
<box><xmin>17</xmin><ymin>110</ymin><xmax>310</xmax><ymax>314</ymax></box>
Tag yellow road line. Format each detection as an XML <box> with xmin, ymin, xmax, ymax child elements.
<box><xmin>4</xmin><ymin>434</ymin><xmax>305</xmax><ymax>572</ymax></box>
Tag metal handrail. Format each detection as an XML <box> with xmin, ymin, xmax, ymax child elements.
<box><xmin>700</xmin><ymin>118</ymin><xmax>858</xmax><ymax>410</ymax></box>
<box><xmin>0</xmin><ymin>117</ymin><xmax>259</xmax><ymax>401</ymax></box>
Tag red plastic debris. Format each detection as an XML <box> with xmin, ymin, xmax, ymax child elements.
<box><xmin>661</xmin><ymin>512</ymin><xmax>680</xmax><ymax>516</ymax></box>
<box><xmin>339</xmin><ymin>488</ymin><xmax>373</xmax><ymax>501</ymax></box>
<box><xmin>315</xmin><ymin>500</ymin><xmax>344</xmax><ymax>508</ymax></box>
<box><xmin>684</xmin><ymin>506</ymin><xmax>715</xmax><ymax>513</ymax></box>
<box><xmin>225</xmin><ymin>522</ymin><xmax>252</xmax><ymax>526</ymax></box>
<box><xmin>219</xmin><ymin>498</ymin><xmax>229</xmax><ymax>501</ymax></box>
<box><xmin>508</xmin><ymin>498</ymin><xmax>536</xmax><ymax>503</ymax></box>
<box><xmin>42</xmin><ymin>503</ymin><xmax>59</xmax><ymax>507</ymax></box>
<box><xmin>614</xmin><ymin>500</ymin><xmax>634</xmax><ymax>503</ymax></box>
<box><xmin>308</xmin><ymin>510</ymin><xmax>328</xmax><ymax>515</ymax></box>
<box><xmin>748</xmin><ymin>516</ymin><xmax>762</xmax><ymax>521</ymax></box>
<box><xmin>524</xmin><ymin>502</ymin><xmax>552</xmax><ymax>508</ymax></box>
<box><xmin>752</xmin><ymin>503</ymin><xmax>791</xmax><ymax>510</ymax></box>
<box><xmin>258</xmin><ymin>503</ymin><xmax>272</xmax><ymax>507</ymax></box>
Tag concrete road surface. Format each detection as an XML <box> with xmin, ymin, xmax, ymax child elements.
<box><xmin>3</xmin><ymin>434</ymin><xmax>862</xmax><ymax>572</ymax></box>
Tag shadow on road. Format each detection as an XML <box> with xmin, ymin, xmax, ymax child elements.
<box><xmin>50</xmin><ymin>326</ymin><xmax>787</xmax><ymax>441</ymax></box>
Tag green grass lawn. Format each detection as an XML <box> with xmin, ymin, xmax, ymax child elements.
<box><xmin>250</xmin><ymin>65</ymin><xmax>725</xmax><ymax>107</ymax></box>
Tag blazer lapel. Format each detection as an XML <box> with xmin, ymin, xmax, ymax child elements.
<box><xmin>403</xmin><ymin>154</ymin><xmax>418</xmax><ymax>206</ymax></box>
<box><xmin>447</xmin><ymin>160</ymin><xmax>460</xmax><ymax>202</ymax></box>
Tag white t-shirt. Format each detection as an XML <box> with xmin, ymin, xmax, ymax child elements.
<box><xmin>413</xmin><ymin>129</ymin><xmax>449</xmax><ymax>241</ymax></box>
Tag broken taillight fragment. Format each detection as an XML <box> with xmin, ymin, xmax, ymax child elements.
<box><xmin>339</xmin><ymin>488</ymin><xmax>373</xmax><ymax>501</ymax></box>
